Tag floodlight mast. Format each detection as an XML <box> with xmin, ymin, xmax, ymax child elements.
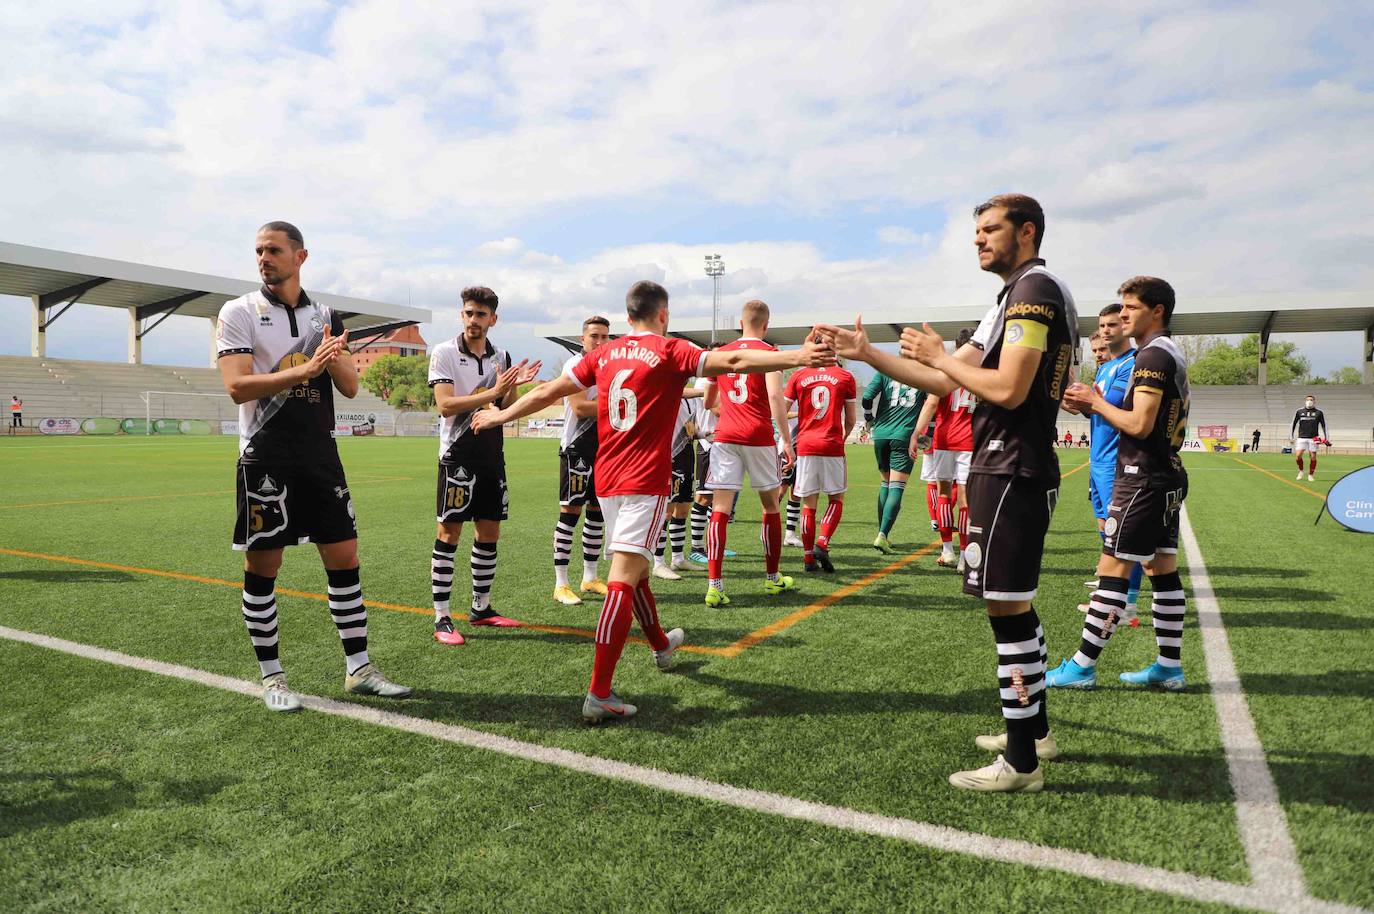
<box><xmin>704</xmin><ymin>253</ymin><xmax>725</xmax><ymax>346</ymax></box>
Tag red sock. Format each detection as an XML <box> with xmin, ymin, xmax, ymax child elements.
<box><xmin>707</xmin><ymin>511</ymin><xmax>729</xmax><ymax>579</ymax></box>
<box><xmin>1296</xmin><ymin>455</ymin><xmax>1304</xmax><ymax>470</ymax></box>
<box><xmin>818</xmin><ymin>499</ymin><xmax>844</xmax><ymax>548</ymax></box>
<box><xmin>951</xmin><ymin>481</ymin><xmax>959</xmax><ymax>503</ymax></box>
<box><xmin>937</xmin><ymin>494</ymin><xmax>954</xmax><ymax>541</ymax></box>
<box><xmin>957</xmin><ymin>505</ymin><xmax>969</xmax><ymax>551</ymax></box>
<box><xmin>926</xmin><ymin>483</ymin><xmax>939</xmax><ymax>524</ymax></box>
<box><xmin>589</xmin><ymin>582</ymin><xmax>634</xmax><ymax>698</ymax></box>
<box><xmin>761</xmin><ymin>512</ymin><xmax>782</xmax><ymax>574</ymax></box>
<box><xmin>801</xmin><ymin>506</ymin><xmax>817</xmax><ymax>561</ymax></box>
<box><xmin>1309</xmin><ymin>454</ymin><xmax>1317</xmax><ymax>474</ymax></box>
<box><xmin>632</xmin><ymin>579</ymin><xmax>668</xmax><ymax>651</ymax></box>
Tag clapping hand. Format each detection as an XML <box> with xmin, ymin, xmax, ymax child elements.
<box><xmin>1061</xmin><ymin>381</ymin><xmax>1098</xmax><ymax>414</ymax></box>
<box><xmin>815</xmin><ymin>315</ymin><xmax>871</xmax><ymax>361</ymax></box>
<box><xmin>899</xmin><ymin>323</ymin><xmax>945</xmax><ymax>366</ymax></box>
<box><xmin>799</xmin><ymin>328</ymin><xmax>838</xmax><ymax>367</ymax></box>
<box><xmin>304</xmin><ymin>325</ymin><xmax>346</xmax><ymax>379</ymax></box>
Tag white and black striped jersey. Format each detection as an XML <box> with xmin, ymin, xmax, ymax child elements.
<box><xmin>692</xmin><ymin>376</ymin><xmax>717</xmax><ymax>449</ymax></box>
<box><xmin>216</xmin><ymin>286</ymin><xmax>345</xmax><ymax>464</ymax></box>
<box><xmin>969</xmin><ymin>258</ymin><xmax>1079</xmax><ymax>481</ymax></box>
<box><xmin>559</xmin><ymin>353</ymin><xmax>598</xmax><ymax>454</ymax></box>
<box><xmin>1118</xmin><ymin>334</ymin><xmax>1190</xmax><ymax>485</ymax></box>
<box><xmin>672</xmin><ymin>397</ymin><xmax>701</xmax><ymax>457</ymax></box>
<box><xmin>427</xmin><ymin>336</ymin><xmax>513</xmax><ymax>468</ymax></box>
<box><xmin>1292</xmin><ymin>407</ymin><xmax>1327</xmax><ymax>439</ymax></box>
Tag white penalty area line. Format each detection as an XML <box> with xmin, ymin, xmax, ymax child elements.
<box><xmin>0</xmin><ymin>627</ymin><xmax>1363</xmax><ymax>914</ymax></box>
<box><xmin>1179</xmin><ymin>505</ymin><xmax>1313</xmax><ymax>904</ymax></box>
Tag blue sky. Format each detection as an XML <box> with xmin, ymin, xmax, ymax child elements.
<box><xmin>1</xmin><ymin>0</ymin><xmax>1372</xmax><ymax>378</ymax></box>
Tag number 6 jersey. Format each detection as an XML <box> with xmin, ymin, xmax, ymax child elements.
<box><xmin>566</xmin><ymin>332</ymin><xmax>707</xmax><ymax>497</ymax></box>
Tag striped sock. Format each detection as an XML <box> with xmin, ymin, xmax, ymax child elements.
<box><xmin>581</xmin><ymin>509</ymin><xmax>603</xmax><ymax>582</ymax></box>
<box><xmin>818</xmin><ymin>499</ymin><xmax>843</xmax><ymax>549</ymax></box>
<box><xmin>432</xmin><ymin>538</ymin><xmax>457</xmax><ymax>622</ymax></box>
<box><xmin>690</xmin><ymin>501</ymin><xmax>709</xmax><ymax>551</ymax></box>
<box><xmin>590</xmin><ymin>582</ymin><xmax>634</xmax><ymax>698</ymax></box>
<box><xmin>1034</xmin><ymin>617</ymin><xmax>1048</xmax><ymax>739</ymax></box>
<box><xmin>991</xmin><ymin>610</ymin><xmax>1046</xmax><ymax>774</ymax></box>
<box><xmin>553</xmin><ymin>510</ymin><xmax>578</xmax><ymax>588</ymax></box>
<box><xmin>632</xmin><ymin>579</ymin><xmax>669</xmax><ymax>651</ymax></box>
<box><xmin>669</xmin><ymin>517</ymin><xmax>687</xmax><ymax>563</ymax></box>
<box><xmin>1072</xmin><ymin>575</ymin><xmax>1128</xmax><ymax>668</ymax></box>
<box><xmin>470</xmin><ymin>541</ymin><xmax>497</xmax><ymax>613</ymax></box>
<box><xmin>326</xmin><ymin>567</ymin><xmax>369</xmax><ymax>675</ymax></box>
<box><xmin>785</xmin><ymin>497</ymin><xmax>801</xmax><ymax>536</ymax></box>
<box><xmin>241</xmin><ymin>571</ymin><xmax>281</xmax><ymax>679</ymax></box>
<box><xmin>1150</xmin><ymin>571</ymin><xmax>1187</xmax><ymax>668</ymax></box>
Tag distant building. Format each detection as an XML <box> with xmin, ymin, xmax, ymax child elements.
<box><xmin>354</xmin><ymin>325</ymin><xmax>428</xmax><ymax>374</ymax></box>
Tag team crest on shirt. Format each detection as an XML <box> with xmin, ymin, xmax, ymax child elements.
<box><xmin>310</xmin><ymin>315</ymin><xmax>324</xmax><ymax>332</ymax></box>
<box><xmin>259</xmin><ymin>475</ymin><xmax>279</xmax><ymax>494</ymax></box>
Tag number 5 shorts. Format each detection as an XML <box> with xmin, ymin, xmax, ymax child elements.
<box><xmin>234</xmin><ymin>461</ymin><xmax>358</xmax><ymax>551</ymax></box>
<box><xmin>706</xmin><ymin>442</ymin><xmax>781</xmax><ymax>491</ymax></box>
<box><xmin>436</xmin><ymin>462</ymin><xmax>509</xmax><ymax>524</ymax></box>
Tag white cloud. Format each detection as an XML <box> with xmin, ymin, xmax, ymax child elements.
<box><xmin>877</xmin><ymin>226</ymin><xmax>929</xmax><ymax>246</ymax></box>
<box><xmin>473</xmin><ymin>237</ymin><xmax>524</xmax><ymax>258</ymax></box>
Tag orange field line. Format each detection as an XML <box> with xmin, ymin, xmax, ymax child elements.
<box><xmin>0</xmin><ymin>546</ymin><xmax>727</xmax><ymax>656</ymax></box>
<box><xmin>1230</xmin><ymin>456</ymin><xmax>1324</xmax><ymax>500</ymax></box>
<box><xmin>0</xmin><ymin>475</ymin><xmax>413</xmax><ymax>511</ymax></box>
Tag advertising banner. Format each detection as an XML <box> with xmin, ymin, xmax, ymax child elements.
<box><xmin>153</xmin><ymin>418</ymin><xmax>182</xmax><ymax>435</ymax></box>
<box><xmin>121</xmin><ymin>418</ymin><xmax>151</xmax><ymax>435</ymax></box>
<box><xmin>220</xmin><ymin>421</ymin><xmax>239</xmax><ymax>435</ymax></box>
<box><xmin>1182</xmin><ymin>438</ymin><xmax>1238</xmax><ymax>452</ymax></box>
<box><xmin>38</xmin><ymin>417</ymin><xmax>81</xmax><ymax>435</ymax></box>
<box><xmin>1324</xmin><ymin>466</ymin><xmax>1374</xmax><ymax>533</ymax></box>
<box><xmin>178</xmin><ymin>419</ymin><xmax>213</xmax><ymax>436</ymax></box>
<box><xmin>80</xmin><ymin>417</ymin><xmax>120</xmax><ymax>435</ymax></box>
<box><xmin>1197</xmin><ymin>425</ymin><xmax>1228</xmax><ymax>439</ymax></box>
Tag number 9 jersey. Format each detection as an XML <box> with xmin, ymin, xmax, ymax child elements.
<box><xmin>566</xmin><ymin>332</ymin><xmax>707</xmax><ymax>497</ymax></box>
<box><xmin>784</xmin><ymin>366</ymin><xmax>857</xmax><ymax>457</ymax></box>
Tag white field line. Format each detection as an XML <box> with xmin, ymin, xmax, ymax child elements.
<box><xmin>0</xmin><ymin>626</ymin><xmax>1364</xmax><ymax>914</ymax></box>
<box><xmin>1179</xmin><ymin>505</ymin><xmax>1311</xmax><ymax>903</ymax></box>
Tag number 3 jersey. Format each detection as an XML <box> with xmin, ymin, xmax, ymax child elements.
<box><xmin>566</xmin><ymin>332</ymin><xmax>707</xmax><ymax>497</ymax></box>
<box><xmin>427</xmin><ymin>336</ymin><xmax>513</xmax><ymax>468</ymax></box>
<box><xmin>1116</xmin><ymin>334</ymin><xmax>1190</xmax><ymax>487</ymax></box>
<box><xmin>784</xmin><ymin>367</ymin><xmax>857</xmax><ymax>457</ymax></box>
<box><xmin>711</xmin><ymin>337</ymin><xmax>778</xmax><ymax>447</ymax></box>
<box><xmin>216</xmin><ymin>287</ymin><xmax>346</xmax><ymax>465</ymax></box>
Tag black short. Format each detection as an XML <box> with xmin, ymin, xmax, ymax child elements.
<box><xmin>779</xmin><ymin>449</ymin><xmax>795</xmax><ymax>489</ymax></box>
<box><xmin>694</xmin><ymin>445</ymin><xmax>713</xmax><ymax>495</ymax></box>
<box><xmin>1103</xmin><ymin>475</ymin><xmax>1186</xmax><ymax>563</ymax></box>
<box><xmin>962</xmin><ymin>473</ymin><xmax>1059</xmax><ymax>602</ymax></box>
<box><xmin>437</xmin><ymin>462</ymin><xmax>508</xmax><ymax>524</ymax></box>
<box><xmin>670</xmin><ymin>445</ymin><xmax>695</xmax><ymax>503</ymax></box>
<box><xmin>234</xmin><ymin>461</ymin><xmax>357</xmax><ymax>552</ymax></box>
<box><xmin>559</xmin><ymin>449</ymin><xmax>597</xmax><ymax>507</ymax></box>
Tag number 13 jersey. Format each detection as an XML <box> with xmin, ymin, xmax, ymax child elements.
<box><xmin>711</xmin><ymin>337</ymin><xmax>777</xmax><ymax>447</ymax></box>
<box><xmin>567</xmin><ymin>332</ymin><xmax>707</xmax><ymax>497</ymax></box>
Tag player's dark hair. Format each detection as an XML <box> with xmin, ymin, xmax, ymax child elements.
<box><xmin>461</xmin><ymin>286</ymin><xmax>499</xmax><ymax>311</ymax></box>
<box><xmin>1117</xmin><ymin>276</ymin><xmax>1176</xmax><ymax>325</ymax></box>
<box><xmin>955</xmin><ymin>326</ymin><xmax>976</xmax><ymax>348</ymax></box>
<box><xmin>1099</xmin><ymin>302</ymin><xmax>1123</xmax><ymax>317</ymax></box>
<box><xmin>1089</xmin><ymin>331</ymin><xmax>1101</xmax><ymax>340</ymax></box>
<box><xmin>626</xmin><ymin>281</ymin><xmax>668</xmax><ymax>321</ymax></box>
<box><xmin>259</xmin><ymin>221</ymin><xmax>305</xmax><ymax>250</ymax></box>
<box><xmin>973</xmin><ymin>193</ymin><xmax>1045</xmax><ymax>252</ymax></box>
<box><xmin>583</xmin><ymin>315</ymin><xmax>610</xmax><ymax>331</ymax></box>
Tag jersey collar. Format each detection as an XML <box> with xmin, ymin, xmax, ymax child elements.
<box><xmin>996</xmin><ymin>258</ymin><xmax>1047</xmax><ymax>303</ymax></box>
<box><xmin>259</xmin><ymin>284</ymin><xmax>313</xmax><ymax>310</ymax></box>
<box><xmin>458</xmin><ymin>335</ymin><xmax>494</xmax><ymax>358</ymax></box>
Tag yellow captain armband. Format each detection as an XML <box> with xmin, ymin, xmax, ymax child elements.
<box><xmin>1004</xmin><ymin>318</ymin><xmax>1048</xmax><ymax>351</ymax></box>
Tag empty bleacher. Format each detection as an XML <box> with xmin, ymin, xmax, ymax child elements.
<box><xmin>0</xmin><ymin>355</ymin><xmax>393</xmax><ymax>428</ymax></box>
<box><xmin>1190</xmin><ymin>385</ymin><xmax>1374</xmax><ymax>451</ymax></box>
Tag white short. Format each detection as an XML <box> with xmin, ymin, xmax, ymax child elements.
<box><xmin>930</xmin><ymin>449</ymin><xmax>972</xmax><ymax>483</ymax></box>
<box><xmin>706</xmin><ymin>442</ymin><xmax>781</xmax><ymax>491</ymax></box>
<box><xmin>598</xmin><ymin>494</ymin><xmax>669</xmax><ymax>562</ymax></box>
<box><xmin>793</xmin><ymin>455</ymin><xmax>848</xmax><ymax>497</ymax></box>
<box><xmin>919</xmin><ymin>452</ymin><xmax>940</xmax><ymax>483</ymax></box>
<box><xmin>1294</xmin><ymin>437</ymin><xmax>1318</xmax><ymax>454</ymax></box>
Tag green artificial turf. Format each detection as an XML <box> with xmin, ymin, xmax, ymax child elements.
<box><xmin>0</xmin><ymin>435</ymin><xmax>1369</xmax><ymax>911</ymax></box>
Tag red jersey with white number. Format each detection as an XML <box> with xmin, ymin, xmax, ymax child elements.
<box><xmin>933</xmin><ymin>387</ymin><xmax>975</xmax><ymax>452</ymax></box>
<box><xmin>711</xmin><ymin>337</ymin><xmax>777</xmax><ymax>447</ymax></box>
<box><xmin>567</xmin><ymin>332</ymin><xmax>707</xmax><ymax>496</ymax></box>
<box><xmin>784</xmin><ymin>367</ymin><xmax>857</xmax><ymax>457</ymax></box>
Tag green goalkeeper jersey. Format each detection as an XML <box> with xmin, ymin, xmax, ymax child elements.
<box><xmin>862</xmin><ymin>372</ymin><xmax>926</xmax><ymax>440</ymax></box>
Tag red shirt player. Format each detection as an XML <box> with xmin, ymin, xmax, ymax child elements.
<box><xmin>784</xmin><ymin>365</ymin><xmax>858</xmax><ymax>572</ymax></box>
<box><xmin>915</xmin><ymin>326</ymin><xmax>980</xmax><ymax>568</ymax></box>
<box><xmin>701</xmin><ymin>299</ymin><xmax>797</xmax><ymax>605</ymax></box>
<box><xmin>475</xmin><ymin>281</ymin><xmax>833</xmax><ymax>723</ymax></box>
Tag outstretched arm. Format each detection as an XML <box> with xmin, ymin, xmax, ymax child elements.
<box><xmin>701</xmin><ymin>334</ymin><xmax>834</xmax><ymax>376</ymax></box>
<box><xmin>471</xmin><ymin>376</ymin><xmax>580</xmax><ymax>432</ymax></box>
<box><xmin>817</xmin><ymin>316</ymin><xmax>959</xmax><ymax>396</ymax></box>
<box><xmin>901</xmin><ymin>323</ymin><xmax>1039</xmax><ymax>409</ymax></box>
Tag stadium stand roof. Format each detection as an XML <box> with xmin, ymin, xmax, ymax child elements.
<box><xmin>541</xmin><ymin>291</ymin><xmax>1374</xmax><ymax>384</ymax></box>
<box><xmin>1</xmin><ymin>241</ymin><xmax>430</xmax><ymax>364</ymax></box>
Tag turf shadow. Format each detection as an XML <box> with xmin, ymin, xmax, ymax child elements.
<box><xmin>1233</xmin><ymin>669</ymin><xmax>1374</xmax><ymax>699</ymax></box>
<box><xmin>1196</xmin><ymin>565</ymin><xmax>1312</xmax><ymax>579</ymax></box>
<box><xmin>0</xmin><ymin>569</ymin><xmax>136</xmax><ymax>584</ymax></box>
<box><xmin>1210</xmin><ymin>586</ymin><xmax>1336</xmax><ymax>604</ymax></box>
<box><xmin>0</xmin><ymin>768</ymin><xmax>237</xmax><ymax>839</ymax></box>
<box><xmin>1219</xmin><ymin>609</ymin><xmax>1370</xmax><ymax>630</ymax></box>
<box><xmin>1050</xmin><ymin>751</ymin><xmax>1233</xmax><ymax>803</ymax></box>
<box><xmin>1268</xmin><ymin>751</ymin><xmax>1374</xmax><ymax>814</ymax></box>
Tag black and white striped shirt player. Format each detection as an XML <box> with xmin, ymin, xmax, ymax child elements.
<box><xmin>216</xmin><ymin>221</ymin><xmax>410</xmax><ymax>710</ymax></box>
<box><xmin>961</xmin><ymin>258</ymin><xmax>1079</xmax><ymax>603</ymax></box>
<box><xmin>559</xmin><ymin>352</ymin><xmax>600</xmax><ymax>508</ymax></box>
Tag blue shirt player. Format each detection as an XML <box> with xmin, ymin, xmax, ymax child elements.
<box><xmin>1086</xmin><ymin>303</ymin><xmax>1144</xmax><ymax>616</ymax></box>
